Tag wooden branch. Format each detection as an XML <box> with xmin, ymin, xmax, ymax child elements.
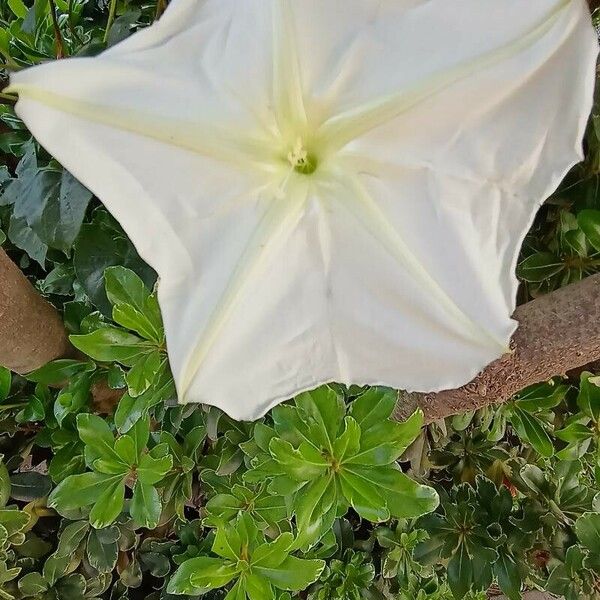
<box><xmin>395</xmin><ymin>274</ymin><xmax>600</xmax><ymax>423</ymax></box>
<box><xmin>491</xmin><ymin>593</ymin><xmax>561</xmax><ymax>600</ymax></box>
<box><xmin>0</xmin><ymin>249</ymin><xmax>72</xmax><ymax>373</ymax></box>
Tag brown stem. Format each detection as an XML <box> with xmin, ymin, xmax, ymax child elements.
<box><xmin>0</xmin><ymin>249</ymin><xmax>73</xmax><ymax>373</ymax></box>
<box><xmin>48</xmin><ymin>0</ymin><xmax>66</xmax><ymax>59</ymax></box>
<box><xmin>395</xmin><ymin>274</ymin><xmax>600</xmax><ymax>423</ymax></box>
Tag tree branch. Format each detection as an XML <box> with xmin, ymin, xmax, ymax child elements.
<box><xmin>395</xmin><ymin>274</ymin><xmax>600</xmax><ymax>423</ymax></box>
<box><xmin>491</xmin><ymin>593</ymin><xmax>561</xmax><ymax>600</ymax></box>
<box><xmin>0</xmin><ymin>249</ymin><xmax>73</xmax><ymax>373</ymax></box>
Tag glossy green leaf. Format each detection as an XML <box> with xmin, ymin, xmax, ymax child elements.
<box><xmin>105</xmin><ymin>266</ymin><xmax>163</xmax><ymax>343</ymax></box>
<box><xmin>577</xmin><ymin>372</ymin><xmax>600</xmax><ymax>422</ymax></box>
<box><xmin>87</xmin><ymin>527</ymin><xmax>119</xmax><ymax>573</ymax></box>
<box><xmin>575</xmin><ymin>512</ymin><xmax>600</xmax><ymax>553</ymax></box>
<box><xmin>510</xmin><ymin>408</ymin><xmax>554</xmax><ymax>457</ymax></box>
<box><xmin>130</xmin><ymin>481</ymin><xmax>161</xmax><ymax>529</ymax></box>
<box><xmin>89</xmin><ymin>477</ymin><xmax>125</xmax><ymax>529</ymax></box>
<box><xmin>254</xmin><ymin>554</ymin><xmax>324</xmax><ymax>591</ymax></box>
<box><xmin>74</xmin><ymin>219</ymin><xmax>156</xmax><ymax>316</ymax></box>
<box><xmin>344</xmin><ymin>465</ymin><xmax>438</xmax><ymax>519</ymax></box>
<box><xmin>517</xmin><ymin>252</ymin><xmax>564</xmax><ymax>282</ymax></box>
<box><xmin>48</xmin><ymin>472</ymin><xmax>122</xmax><ymax>512</ymax></box>
<box><xmin>70</xmin><ymin>326</ymin><xmax>154</xmax><ymax>367</ymax></box>
<box><xmin>26</xmin><ymin>359</ymin><xmax>95</xmax><ymax>385</ymax></box>
<box><xmin>125</xmin><ymin>349</ymin><xmax>163</xmax><ymax>397</ymax></box>
<box><xmin>76</xmin><ymin>413</ymin><xmax>119</xmax><ymax>463</ymax></box>
<box><xmin>168</xmin><ymin>557</ymin><xmax>237</xmax><ymax>595</ymax></box>
<box><xmin>0</xmin><ymin>367</ymin><xmax>11</xmax><ymax>402</ymax></box>
<box><xmin>578</xmin><ymin>209</ymin><xmax>600</xmax><ymax>252</ymax></box>
<box><xmin>9</xmin><ymin>472</ymin><xmax>51</xmax><ymax>501</ymax></box>
<box><xmin>493</xmin><ymin>551</ymin><xmax>522</xmax><ymax>600</ymax></box>
<box><xmin>0</xmin><ymin>462</ymin><xmax>9</xmax><ymax>509</ymax></box>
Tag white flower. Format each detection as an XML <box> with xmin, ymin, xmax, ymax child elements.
<box><xmin>7</xmin><ymin>0</ymin><xmax>598</xmax><ymax>420</ymax></box>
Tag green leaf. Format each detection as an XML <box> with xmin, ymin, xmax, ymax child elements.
<box><xmin>331</xmin><ymin>417</ymin><xmax>361</xmax><ymax>462</ymax></box>
<box><xmin>76</xmin><ymin>413</ymin><xmax>120</xmax><ymax>463</ymax></box>
<box><xmin>89</xmin><ymin>477</ymin><xmax>125</xmax><ymax>529</ymax></box>
<box><xmin>10</xmin><ymin>167</ymin><xmax>92</xmax><ymax>253</ymax></box>
<box><xmin>137</xmin><ymin>454</ymin><xmax>172</xmax><ymax>486</ymax></box>
<box><xmin>295</xmin><ymin>386</ymin><xmax>344</xmax><ymax>452</ymax></box>
<box><xmin>48</xmin><ymin>472</ymin><xmax>122</xmax><ymax>512</ymax></box>
<box><xmin>53</xmin><ymin>372</ymin><xmax>93</xmax><ymax>426</ymax></box>
<box><xmin>0</xmin><ymin>461</ymin><xmax>10</xmax><ymax>508</ymax></box>
<box><xmin>18</xmin><ymin>572</ymin><xmax>47</xmax><ymax>596</ymax></box>
<box><xmin>447</xmin><ymin>544</ymin><xmax>473</xmax><ymax>599</ymax></box>
<box><xmin>26</xmin><ymin>359</ymin><xmax>95</xmax><ymax>385</ymax></box>
<box><xmin>113</xmin><ymin>436</ymin><xmax>137</xmax><ymax>466</ymax></box>
<box><xmin>106</xmin><ymin>9</ymin><xmax>142</xmax><ymax>46</ymax></box>
<box><xmin>514</xmin><ymin>382</ymin><xmax>569</xmax><ymax>412</ymax></box>
<box><xmin>74</xmin><ymin>219</ymin><xmax>156</xmax><ymax>316</ymax></box>
<box><xmin>8</xmin><ymin>0</ymin><xmax>27</xmax><ymax>18</ymax></box>
<box><xmin>555</xmin><ymin>422</ymin><xmax>593</xmax><ymax>443</ymax></box>
<box><xmin>517</xmin><ymin>252</ymin><xmax>564</xmax><ymax>282</ymax></box>
<box><xmin>343</xmin><ymin>465</ymin><xmax>438</xmax><ymax>519</ymax></box>
<box><xmin>54</xmin><ymin>573</ymin><xmax>86</xmax><ymax>598</ymax></box>
<box><xmin>105</xmin><ymin>266</ymin><xmax>163</xmax><ymax>343</ymax></box>
<box><xmin>224</xmin><ymin>579</ymin><xmax>248</xmax><ymax>600</ymax></box>
<box><xmin>70</xmin><ymin>327</ymin><xmax>154</xmax><ymax>367</ymax></box>
<box><xmin>349</xmin><ymin>408</ymin><xmax>423</xmax><ymax>465</ymax></box>
<box><xmin>129</xmin><ymin>414</ymin><xmax>150</xmax><ymax>460</ymax></box>
<box><xmin>577</xmin><ymin>372</ymin><xmax>600</xmax><ymax>421</ymax></box>
<box><xmin>293</xmin><ymin>477</ymin><xmax>337</xmax><ymax>548</ymax></box>
<box><xmin>167</xmin><ymin>557</ymin><xmax>237</xmax><ymax>595</ymax></box>
<box><xmin>212</xmin><ymin>523</ymin><xmax>242</xmax><ymax>562</ymax></box>
<box><xmin>0</xmin><ymin>368</ymin><xmax>11</xmax><ymax>402</ymax></box>
<box><xmin>55</xmin><ymin>521</ymin><xmax>89</xmax><ymax>558</ymax></box>
<box><xmin>269</xmin><ymin>438</ymin><xmax>328</xmax><ymax>481</ymax></box>
<box><xmin>114</xmin><ymin>365</ymin><xmax>175</xmax><ymax>432</ymax></box>
<box><xmin>125</xmin><ymin>350</ymin><xmax>163</xmax><ymax>397</ymax></box>
<box><xmin>87</xmin><ymin>527</ymin><xmax>119</xmax><ymax>573</ymax></box>
<box><xmin>251</xmin><ymin>533</ymin><xmax>293</xmax><ymax>568</ymax></box>
<box><xmin>510</xmin><ymin>408</ymin><xmax>554</xmax><ymax>457</ymax></box>
<box><xmin>38</xmin><ymin>262</ymin><xmax>75</xmax><ymax>295</ymax></box>
<box><xmin>16</xmin><ymin>393</ymin><xmax>45</xmax><ymax>423</ymax></box>
<box><xmin>578</xmin><ymin>209</ymin><xmax>600</xmax><ymax>252</ymax></box>
<box><xmin>339</xmin><ymin>468</ymin><xmax>389</xmax><ymax>522</ymax></box>
<box><xmin>493</xmin><ymin>551</ymin><xmax>522</xmax><ymax>600</ymax></box>
<box><xmin>9</xmin><ymin>472</ymin><xmax>51</xmax><ymax>501</ymax></box>
<box><xmin>130</xmin><ymin>481</ymin><xmax>161</xmax><ymax>529</ymax></box>
<box><xmin>48</xmin><ymin>444</ymin><xmax>85</xmax><ymax>484</ymax></box>
<box><xmin>575</xmin><ymin>512</ymin><xmax>600</xmax><ymax>553</ymax></box>
<box><xmin>8</xmin><ymin>214</ymin><xmax>47</xmax><ymax>267</ymax></box>
<box><xmin>254</xmin><ymin>554</ymin><xmax>324</xmax><ymax>591</ymax></box>
<box><xmin>245</xmin><ymin>573</ymin><xmax>275</xmax><ymax>600</ymax></box>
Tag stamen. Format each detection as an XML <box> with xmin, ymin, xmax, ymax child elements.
<box><xmin>287</xmin><ymin>137</ymin><xmax>317</xmax><ymax>174</ymax></box>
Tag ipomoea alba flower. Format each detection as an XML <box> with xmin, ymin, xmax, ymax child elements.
<box><xmin>7</xmin><ymin>0</ymin><xmax>598</xmax><ymax>420</ymax></box>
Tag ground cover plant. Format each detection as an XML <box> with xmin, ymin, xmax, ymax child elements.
<box><xmin>0</xmin><ymin>1</ymin><xmax>599</xmax><ymax>599</ymax></box>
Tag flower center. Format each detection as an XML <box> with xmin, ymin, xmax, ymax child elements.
<box><xmin>287</xmin><ymin>137</ymin><xmax>317</xmax><ymax>175</ymax></box>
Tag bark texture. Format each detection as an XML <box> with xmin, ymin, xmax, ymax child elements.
<box><xmin>395</xmin><ymin>273</ymin><xmax>600</xmax><ymax>423</ymax></box>
<box><xmin>0</xmin><ymin>249</ymin><xmax>72</xmax><ymax>373</ymax></box>
<box><xmin>491</xmin><ymin>593</ymin><xmax>560</xmax><ymax>600</ymax></box>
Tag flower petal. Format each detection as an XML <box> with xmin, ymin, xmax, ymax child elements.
<box><xmin>7</xmin><ymin>0</ymin><xmax>598</xmax><ymax>421</ymax></box>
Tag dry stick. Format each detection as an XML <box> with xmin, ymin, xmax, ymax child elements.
<box><xmin>0</xmin><ymin>249</ymin><xmax>72</xmax><ymax>373</ymax></box>
<box><xmin>394</xmin><ymin>273</ymin><xmax>600</xmax><ymax>424</ymax></box>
